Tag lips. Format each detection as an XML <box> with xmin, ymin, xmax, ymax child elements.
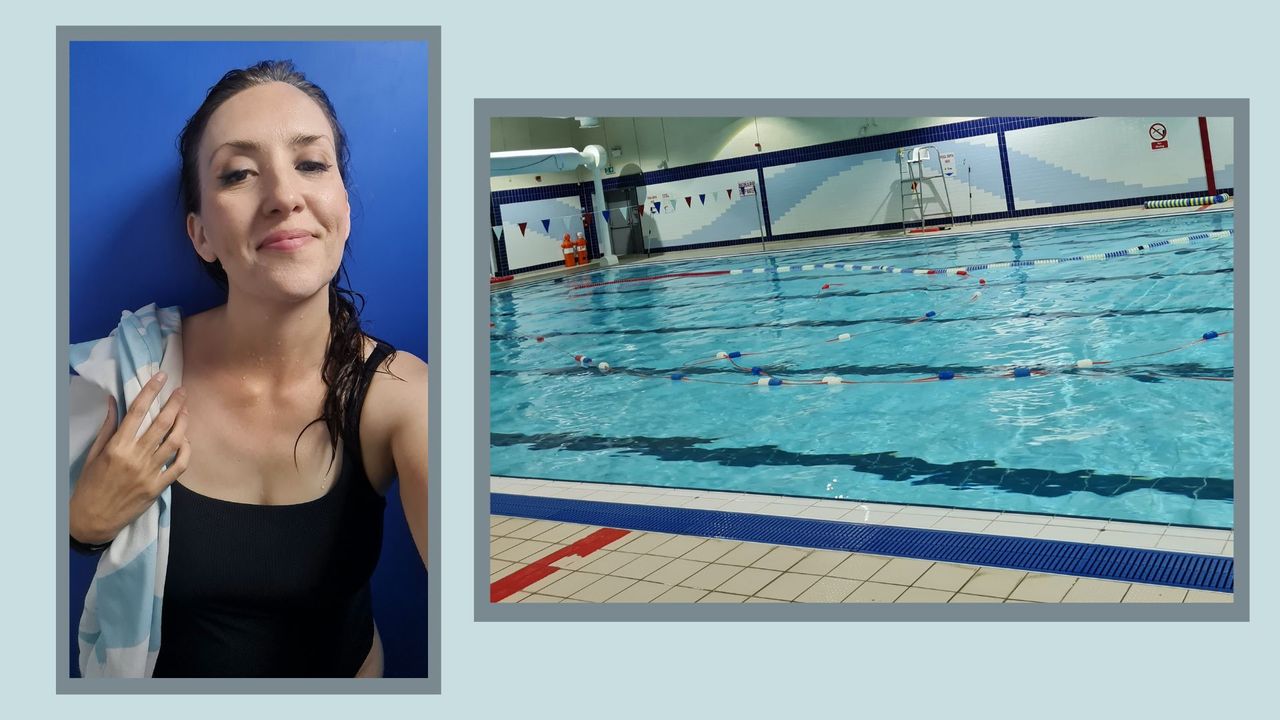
<box><xmin>258</xmin><ymin>229</ymin><xmax>314</xmax><ymax>252</ymax></box>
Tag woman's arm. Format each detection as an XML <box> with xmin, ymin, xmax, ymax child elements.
<box><xmin>385</xmin><ymin>354</ymin><xmax>429</xmax><ymax>568</ymax></box>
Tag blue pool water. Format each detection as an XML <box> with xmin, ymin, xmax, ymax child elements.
<box><xmin>490</xmin><ymin>212</ymin><xmax>1236</xmax><ymax>528</ymax></box>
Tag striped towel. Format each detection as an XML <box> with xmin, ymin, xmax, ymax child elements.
<box><xmin>69</xmin><ymin>303</ymin><xmax>183</xmax><ymax>678</ymax></box>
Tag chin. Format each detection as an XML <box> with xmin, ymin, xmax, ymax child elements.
<box><xmin>249</xmin><ymin>266</ymin><xmax>340</xmax><ymax>304</ymax></box>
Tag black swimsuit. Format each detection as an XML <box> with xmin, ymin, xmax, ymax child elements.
<box><xmin>152</xmin><ymin>342</ymin><xmax>393</xmax><ymax>678</ymax></box>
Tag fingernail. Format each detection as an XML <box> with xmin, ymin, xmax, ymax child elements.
<box><xmin>175</xmin><ymin>387</ymin><xmax>186</xmax><ymax>398</ymax></box>
<box><xmin>156</xmin><ymin>372</ymin><xmax>168</xmax><ymax>383</ymax></box>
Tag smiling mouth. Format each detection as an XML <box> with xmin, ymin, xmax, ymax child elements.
<box><xmin>258</xmin><ymin>231</ymin><xmax>314</xmax><ymax>252</ymax></box>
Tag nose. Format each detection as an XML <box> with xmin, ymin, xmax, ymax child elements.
<box><xmin>260</xmin><ymin>164</ymin><xmax>304</xmax><ymax>217</ymax></box>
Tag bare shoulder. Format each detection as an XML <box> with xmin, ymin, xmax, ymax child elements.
<box><xmin>362</xmin><ymin>344</ymin><xmax>428</xmax><ymax>432</ymax></box>
<box><xmin>359</xmin><ymin>342</ymin><xmax>428</xmax><ymax>486</ymax></box>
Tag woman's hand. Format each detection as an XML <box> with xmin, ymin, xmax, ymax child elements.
<box><xmin>69</xmin><ymin>372</ymin><xmax>191</xmax><ymax>546</ymax></box>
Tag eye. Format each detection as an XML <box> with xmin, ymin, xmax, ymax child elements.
<box><xmin>298</xmin><ymin>160</ymin><xmax>332</xmax><ymax>173</ymax></box>
<box><xmin>218</xmin><ymin>168</ymin><xmax>252</xmax><ymax>186</ymax></box>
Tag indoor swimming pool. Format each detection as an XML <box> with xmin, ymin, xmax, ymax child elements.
<box><xmin>490</xmin><ymin>212</ymin><xmax>1236</xmax><ymax>529</ymax></box>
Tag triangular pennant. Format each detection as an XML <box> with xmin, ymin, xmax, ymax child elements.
<box><xmin>493</xmin><ymin>225</ymin><xmax>504</xmax><ymax>240</ymax></box>
<box><xmin>541</xmin><ymin>218</ymin><xmax>551</xmax><ymax>233</ymax></box>
<box><xmin>653</xmin><ymin>202</ymin><xmax>661</xmax><ymax>214</ymax></box>
<box><xmin>685</xmin><ymin>196</ymin><xmax>692</xmax><ymax>207</ymax></box>
<box><xmin>638</xmin><ymin>204</ymin><xmax>645</xmax><ymax>216</ymax></box>
<box><xmin>563</xmin><ymin>216</ymin><xmax>572</xmax><ymax>232</ymax></box>
<box><xmin>518</xmin><ymin>222</ymin><xmax>528</xmax><ymax>236</ymax></box>
<box><xmin>603</xmin><ymin>209</ymin><xmax>611</xmax><ymax>223</ymax></box>
<box><xmin>699</xmin><ymin>193</ymin><xmax>706</xmax><ymax>205</ymax></box>
<box><xmin>727</xmin><ymin>189</ymin><xmax>734</xmax><ymax>200</ymax></box>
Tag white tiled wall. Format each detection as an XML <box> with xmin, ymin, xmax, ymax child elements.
<box><xmin>1005</xmin><ymin>117</ymin><xmax>1232</xmax><ymax>209</ymax></box>
<box><xmin>499</xmin><ymin>196</ymin><xmax>585</xmax><ymax>271</ymax></box>
<box><xmin>633</xmin><ymin>170</ymin><xmax>763</xmax><ymax>249</ymax></box>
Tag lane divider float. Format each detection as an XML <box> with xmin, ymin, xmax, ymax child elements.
<box><xmin>1146</xmin><ymin>194</ymin><xmax>1230</xmax><ymax>209</ymax></box>
<box><xmin>562</xmin><ymin>230</ymin><xmax>1233</xmax><ymax>291</ymax></box>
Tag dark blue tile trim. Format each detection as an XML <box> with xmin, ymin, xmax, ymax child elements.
<box><xmin>756</xmin><ymin>166</ymin><xmax>773</xmax><ymax>240</ymax></box>
<box><xmin>1012</xmin><ymin>188</ymin><xmax>1237</xmax><ymax>217</ymax></box>
<box><xmin>489</xmin><ymin>193</ymin><xmax>509</xmax><ymax>276</ymax></box>
<box><xmin>487</xmin><ymin>119</ymin><xmax>1232</xmax><ymax>271</ymax></box>
<box><xmin>997</xmin><ymin>130</ymin><xmax>1016</xmax><ymax>215</ymax></box>
<box><xmin>507</xmin><ymin>259</ymin><xmax>565</xmax><ymax>275</ymax></box>
<box><xmin>492</xmin><ymin>183</ymin><xmax>584</xmax><ymax>205</ymax></box>
<box><xmin>491</xmin><ymin>493</ymin><xmax>1234</xmax><ymax>593</ymax></box>
<box><xmin>595</xmin><ymin>116</ymin><xmax>1088</xmax><ymax>189</ymax></box>
<box><xmin>579</xmin><ymin>186</ymin><xmax>599</xmax><ymax>259</ymax></box>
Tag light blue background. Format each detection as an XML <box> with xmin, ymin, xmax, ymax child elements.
<box><xmin>11</xmin><ymin>1</ymin><xmax>1275</xmax><ymax>717</ymax></box>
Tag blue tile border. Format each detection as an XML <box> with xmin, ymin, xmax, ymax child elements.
<box><xmin>756</xmin><ymin>166</ymin><xmax>773</xmax><ymax>240</ymax></box>
<box><xmin>997</xmin><ymin>130</ymin><xmax>1016</xmax><ymax>215</ymax></box>
<box><xmin>492</xmin><ymin>493</ymin><xmax>1234</xmax><ymax>593</ymax></box>
<box><xmin>488</xmin><ymin>117</ymin><xmax>1234</xmax><ymax>273</ymax></box>
<box><xmin>491</xmin><ymin>183</ymin><xmax>584</xmax><ymax>204</ymax></box>
<box><xmin>495</xmin><ymin>188</ymin><xmax>1234</xmax><ymax>276</ymax></box>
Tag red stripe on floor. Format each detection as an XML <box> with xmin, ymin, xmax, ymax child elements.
<box><xmin>490</xmin><ymin>527</ymin><xmax>630</xmax><ymax>602</ymax></box>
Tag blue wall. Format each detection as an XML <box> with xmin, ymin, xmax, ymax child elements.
<box><xmin>490</xmin><ymin>116</ymin><xmax>1233</xmax><ymax>275</ymax></box>
<box><xmin>69</xmin><ymin>40</ymin><xmax>429</xmax><ymax>677</ymax></box>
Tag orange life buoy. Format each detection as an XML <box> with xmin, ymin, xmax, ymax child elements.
<box><xmin>562</xmin><ymin>233</ymin><xmax>576</xmax><ymax>268</ymax></box>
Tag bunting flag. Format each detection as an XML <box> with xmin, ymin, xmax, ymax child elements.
<box><xmin>495</xmin><ymin>191</ymin><xmax>741</xmax><ymax>238</ymax></box>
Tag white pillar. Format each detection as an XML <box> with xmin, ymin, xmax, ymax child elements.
<box><xmin>580</xmin><ymin>145</ymin><xmax>617</xmax><ymax>265</ymax></box>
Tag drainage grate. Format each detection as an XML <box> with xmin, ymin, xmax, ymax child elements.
<box><xmin>492</xmin><ymin>493</ymin><xmax>1234</xmax><ymax>593</ymax></box>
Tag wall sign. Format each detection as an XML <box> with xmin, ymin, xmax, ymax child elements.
<box><xmin>1150</xmin><ymin>122</ymin><xmax>1168</xmax><ymax>149</ymax></box>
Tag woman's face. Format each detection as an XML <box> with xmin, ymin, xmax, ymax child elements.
<box><xmin>188</xmin><ymin>81</ymin><xmax>350</xmax><ymax>304</ymax></box>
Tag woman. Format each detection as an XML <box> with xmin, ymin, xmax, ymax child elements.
<box><xmin>68</xmin><ymin>60</ymin><xmax>428</xmax><ymax>678</ymax></box>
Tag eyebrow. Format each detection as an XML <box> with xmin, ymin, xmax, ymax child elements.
<box><xmin>208</xmin><ymin>134</ymin><xmax>332</xmax><ymax>167</ymax></box>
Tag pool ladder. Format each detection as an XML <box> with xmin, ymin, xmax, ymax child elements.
<box><xmin>898</xmin><ymin>145</ymin><xmax>955</xmax><ymax>235</ymax></box>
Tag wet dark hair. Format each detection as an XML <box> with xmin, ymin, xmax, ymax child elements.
<box><xmin>178</xmin><ymin>59</ymin><xmax>390</xmax><ymax>468</ymax></box>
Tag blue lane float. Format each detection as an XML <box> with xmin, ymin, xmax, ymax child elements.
<box><xmin>497</xmin><ymin>226</ymin><xmax>1235</xmax><ymax>389</ymax></box>
<box><xmin>503</xmin><ymin>319</ymin><xmax>1232</xmax><ymax>389</ymax></box>
<box><xmin>1146</xmin><ymin>193</ymin><xmax>1230</xmax><ymax>209</ymax></box>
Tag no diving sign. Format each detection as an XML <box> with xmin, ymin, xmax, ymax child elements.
<box><xmin>1150</xmin><ymin>122</ymin><xmax>1169</xmax><ymax>150</ymax></box>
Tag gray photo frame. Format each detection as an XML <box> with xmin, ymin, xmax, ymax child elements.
<box><xmin>476</xmin><ymin>98</ymin><xmax>1247</xmax><ymax>622</ymax></box>
<box><xmin>57</xmin><ymin>26</ymin><xmax>441</xmax><ymax>694</ymax></box>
